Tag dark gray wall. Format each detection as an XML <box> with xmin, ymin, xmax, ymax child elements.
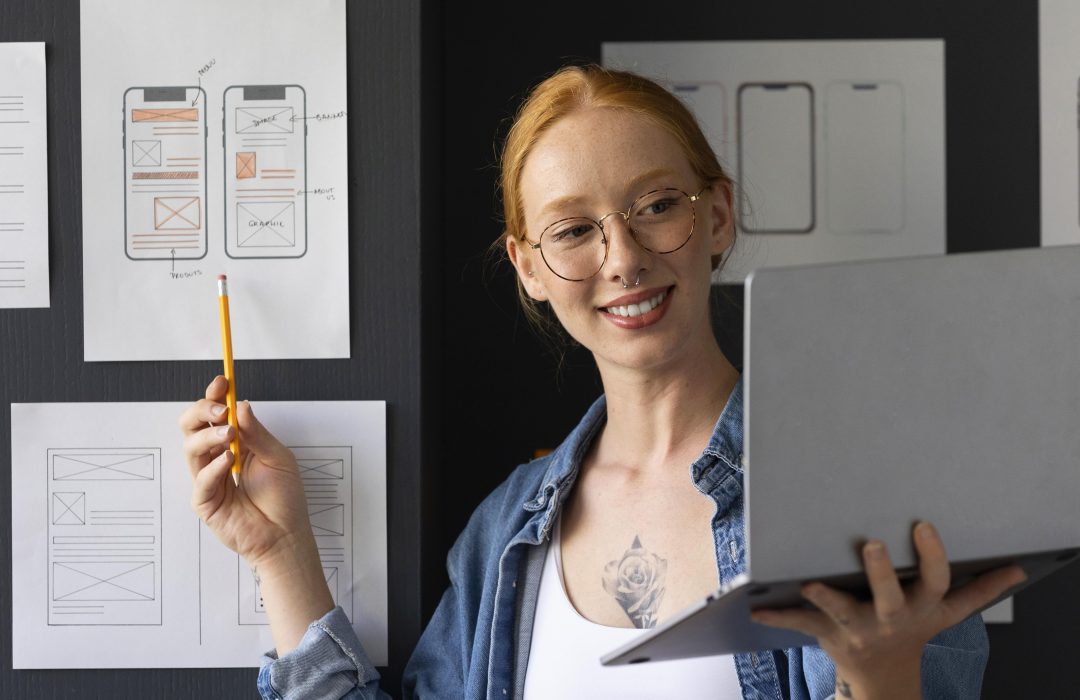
<box><xmin>0</xmin><ymin>0</ymin><xmax>431</xmax><ymax>696</ymax></box>
<box><xmin>435</xmin><ymin>1</ymin><xmax>1068</xmax><ymax>697</ymax></box>
<box><xmin>0</xmin><ymin>0</ymin><xmax>1070</xmax><ymax>697</ymax></box>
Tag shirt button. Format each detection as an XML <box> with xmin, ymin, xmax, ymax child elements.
<box><xmin>512</xmin><ymin>579</ymin><xmax>517</xmax><ymax>588</ymax></box>
<box><xmin>502</xmin><ymin>689</ymin><xmax>508</xmax><ymax>695</ymax></box>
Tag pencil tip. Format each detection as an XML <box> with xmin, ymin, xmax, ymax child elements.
<box><xmin>232</xmin><ymin>472</ymin><xmax>240</xmax><ymax>487</ymax></box>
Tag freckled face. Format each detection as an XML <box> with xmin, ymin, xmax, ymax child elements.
<box><xmin>511</xmin><ymin>107</ymin><xmax>733</xmax><ymax>372</ymax></box>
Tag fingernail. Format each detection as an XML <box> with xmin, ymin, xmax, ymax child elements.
<box><xmin>865</xmin><ymin>541</ymin><xmax>885</xmax><ymax>558</ymax></box>
<box><xmin>211</xmin><ymin>404</ymin><xmax>226</xmax><ymax>417</ymax></box>
<box><xmin>216</xmin><ymin>425</ymin><xmax>231</xmax><ymax>437</ymax></box>
<box><xmin>916</xmin><ymin>521</ymin><xmax>937</xmax><ymax>541</ymax></box>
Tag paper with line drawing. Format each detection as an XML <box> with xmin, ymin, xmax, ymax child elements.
<box><xmin>11</xmin><ymin>401</ymin><xmax>387</xmax><ymax>669</ymax></box>
<box><xmin>80</xmin><ymin>0</ymin><xmax>348</xmax><ymax>360</ymax></box>
<box><xmin>0</xmin><ymin>42</ymin><xmax>49</xmax><ymax>308</ymax></box>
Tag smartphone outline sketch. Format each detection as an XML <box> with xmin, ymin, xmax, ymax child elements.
<box><xmin>671</xmin><ymin>81</ymin><xmax>727</xmax><ymax>164</ymax></box>
<box><xmin>825</xmin><ymin>80</ymin><xmax>906</xmax><ymax>234</ymax></box>
<box><xmin>736</xmin><ymin>82</ymin><xmax>816</xmax><ymax>234</ymax></box>
<box><xmin>122</xmin><ymin>86</ymin><xmax>208</xmax><ymax>262</ymax></box>
<box><xmin>223</xmin><ymin>84</ymin><xmax>308</xmax><ymax>259</ymax></box>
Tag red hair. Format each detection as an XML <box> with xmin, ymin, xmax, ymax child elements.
<box><xmin>496</xmin><ymin>64</ymin><xmax>734</xmax><ymax>337</ymax></box>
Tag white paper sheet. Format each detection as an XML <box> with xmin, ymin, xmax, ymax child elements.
<box><xmin>0</xmin><ymin>42</ymin><xmax>49</xmax><ymax>308</ymax></box>
<box><xmin>1040</xmin><ymin>0</ymin><xmax>1080</xmax><ymax>246</ymax></box>
<box><xmin>603</xmin><ymin>40</ymin><xmax>945</xmax><ymax>281</ymax></box>
<box><xmin>79</xmin><ymin>0</ymin><xmax>350</xmax><ymax>360</ymax></box>
<box><xmin>11</xmin><ymin>401</ymin><xmax>388</xmax><ymax>668</ymax></box>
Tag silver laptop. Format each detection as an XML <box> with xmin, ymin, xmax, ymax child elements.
<box><xmin>602</xmin><ymin>245</ymin><xmax>1080</xmax><ymax>666</ymax></box>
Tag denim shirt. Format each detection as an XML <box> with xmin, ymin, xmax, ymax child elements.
<box><xmin>259</xmin><ymin>378</ymin><xmax>989</xmax><ymax>699</ymax></box>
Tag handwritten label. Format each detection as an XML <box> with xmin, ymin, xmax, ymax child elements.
<box><xmin>197</xmin><ymin>58</ymin><xmax>216</xmax><ymax>77</ymax></box>
<box><xmin>301</xmin><ymin>186</ymin><xmax>337</xmax><ymax>201</ymax></box>
<box><xmin>169</xmin><ymin>269</ymin><xmax>204</xmax><ymax>281</ymax></box>
<box><xmin>292</xmin><ymin>110</ymin><xmax>347</xmax><ymax>123</ymax></box>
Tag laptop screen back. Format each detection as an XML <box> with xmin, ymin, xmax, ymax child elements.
<box><xmin>743</xmin><ymin>246</ymin><xmax>1080</xmax><ymax>583</ymax></box>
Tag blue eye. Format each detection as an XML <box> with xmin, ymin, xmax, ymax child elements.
<box><xmin>641</xmin><ymin>198</ymin><xmax>678</xmax><ymax>216</ymax></box>
<box><xmin>549</xmin><ymin>221</ymin><xmax>597</xmax><ymax>244</ymax></box>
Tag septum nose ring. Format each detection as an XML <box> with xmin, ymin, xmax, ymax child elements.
<box><xmin>621</xmin><ymin>273</ymin><xmax>641</xmax><ymax>289</ymax></box>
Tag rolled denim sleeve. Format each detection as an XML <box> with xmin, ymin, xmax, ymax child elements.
<box><xmin>258</xmin><ymin>606</ymin><xmax>389</xmax><ymax>700</ymax></box>
<box><xmin>920</xmin><ymin>612</ymin><xmax>988</xmax><ymax>699</ymax></box>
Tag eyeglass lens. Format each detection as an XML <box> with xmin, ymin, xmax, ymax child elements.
<box><xmin>538</xmin><ymin>188</ymin><xmax>697</xmax><ymax>281</ymax></box>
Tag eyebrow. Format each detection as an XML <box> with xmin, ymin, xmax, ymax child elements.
<box><xmin>536</xmin><ymin>167</ymin><xmax>681</xmax><ymax>220</ymax></box>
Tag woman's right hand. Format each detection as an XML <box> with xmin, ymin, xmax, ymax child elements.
<box><xmin>178</xmin><ymin>375</ymin><xmax>314</xmax><ymax>567</ymax></box>
<box><xmin>180</xmin><ymin>376</ymin><xmax>336</xmax><ymax>653</ymax></box>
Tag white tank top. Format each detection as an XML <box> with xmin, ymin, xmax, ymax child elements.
<box><xmin>522</xmin><ymin>517</ymin><xmax>743</xmax><ymax>699</ymax></box>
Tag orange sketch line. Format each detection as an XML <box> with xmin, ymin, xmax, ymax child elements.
<box><xmin>132</xmin><ymin>108</ymin><xmax>198</xmax><ymax>122</ymax></box>
<box><xmin>133</xmin><ymin>172</ymin><xmax>199</xmax><ymax>180</ymax></box>
<box><xmin>261</xmin><ymin>176</ymin><xmax>295</xmax><ymax>180</ymax></box>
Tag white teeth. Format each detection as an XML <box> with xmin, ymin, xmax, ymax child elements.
<box><xmin>605</xmin><ymin>289</ymin><xmax>667</xmax><ymax>318</ymax></box>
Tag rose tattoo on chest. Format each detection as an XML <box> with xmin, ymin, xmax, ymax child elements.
<box><xmin>602</xmin><ymin>536</ymin><xmax>668</xmax><ymax>628</ymax></box>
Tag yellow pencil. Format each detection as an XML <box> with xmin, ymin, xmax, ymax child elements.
<box><xmin>217</xmin><ymin>274</ymin><xmax>242</xmax><ymax>486</ymax></box>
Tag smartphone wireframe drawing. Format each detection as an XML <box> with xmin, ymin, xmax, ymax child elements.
<box><xmin>737</xmin><ymin>83</ymin><xmax>815</xmax><ymax>234</ymax></box>
<box><xmin>672</xmin><ymin>82</ymin><xmax>726</xmax><ymax>163</ymax></box>
<box><xmin>223</xmin><ymin>85</ymin><xmax>307</xmax><ymax>259</ymax></box>
<box><xmin>825</xmin><ymin>81</ymin><xmax>905</xmax><ymax>233</ymax></box>
<box><xmin>123</xmin><ymin>86</ymin><xmax>208</xmax><ymax>261</ymax></box>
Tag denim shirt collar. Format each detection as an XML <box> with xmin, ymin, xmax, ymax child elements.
<box><xmin>521</xmin><ymin>376</ymin><xmax>745</xmax><ymax>532</ymax></box>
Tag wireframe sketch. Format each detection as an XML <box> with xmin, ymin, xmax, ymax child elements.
<box><xmin>123</xmin><ymin>87</ymin><xmax>208</xmax><ymax>261</ymax></box>
<box><xmin>825</xmin><ymin>81</ymin><xmax>905</xmax><ymax>233</ymax></box>
<box><xmin>46</xmin><ymin>448</ymin><xmax>163</xmax><ymax>626</ymax></box>
<box><xmin>223</xmin><ymin>85</ymin><xmax>308</xmax><ymax>259</ymax></box>
<box><xmin>238</xmin><ymin>446</ymin><xmax>352</xmax><ymax>624</ymax></box>
<box><xmin>737</xmin><ymin>83</ymin><xmax>815</xmax><ymax>233</ymax></box>
<box><xmin>671</xmin><ymin>81</ymin><xmax>727</xmax><ymax>163</ymax></box>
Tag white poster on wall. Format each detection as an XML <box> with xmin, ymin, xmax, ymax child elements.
<box><xmin>11</xmin><ymin>400</ymin><xmax>388</xmax><ymax>668</ymax></box>
<box><xmin>1040</xmin><ymin>0</ymin><xmax>1080</xmax><ymax>246</ymax></box>
<box><xmin>80</xmin><ymin>0</ymin><xmax>350</xmax><ymax>361</ymax></box>
<box><xmin>602</xmin><ymin>40</ymin><xmax>945</xmax><ymax>282</ymax></box>
<box><xmin>0</xmin><ymin>42</ymin><xmax>50</xmax><ymax>308</ymax></box>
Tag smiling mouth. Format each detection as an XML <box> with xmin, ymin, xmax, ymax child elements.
<box><xmin>599</xmin><ymin>287</ymin><xmax>672</xmax><ymax>318</ymax></box>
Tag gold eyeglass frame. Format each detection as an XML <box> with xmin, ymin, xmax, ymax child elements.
<box><xmin>527</xmin><ymin>186</ymin><xmax>707</xmax><ymax>282</ymax></box>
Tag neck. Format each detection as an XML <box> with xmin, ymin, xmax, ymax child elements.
<box><xmin>592</xmin><ymin>331</ymin><xmax>738</xmax><ymax>474</ymax></box>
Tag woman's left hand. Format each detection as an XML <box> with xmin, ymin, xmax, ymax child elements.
<box><xmin>750</xmin><ymin>521</ymin><xmax>1026</xmax><ymax>699</ymax></box>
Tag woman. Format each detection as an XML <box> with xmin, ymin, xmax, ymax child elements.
<box><xmin>180</xmin><ymin>66</ymin><xmax>1024</xmax><ymax>699</ymax></box>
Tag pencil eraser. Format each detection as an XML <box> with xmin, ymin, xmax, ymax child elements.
<box><xmin>217</xmin><ymin>274</ymin><xmax>227</xmax><ymax>281</ymax></box>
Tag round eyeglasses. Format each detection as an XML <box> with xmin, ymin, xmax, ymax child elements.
<box><xmin>528</xmin><ymin>187</ymin><xmax>706</xmax><ymax>282</ymax></box>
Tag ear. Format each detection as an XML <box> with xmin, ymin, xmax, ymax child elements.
<box><xmin>706</xmin><ymin>179</ymin><xmax>735</xmax><ymax>257</ymax></box>
<box><xmin>506</xmin><ymin>235</ymin><xmax>548</xmax><ymax>302</ymax></box>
